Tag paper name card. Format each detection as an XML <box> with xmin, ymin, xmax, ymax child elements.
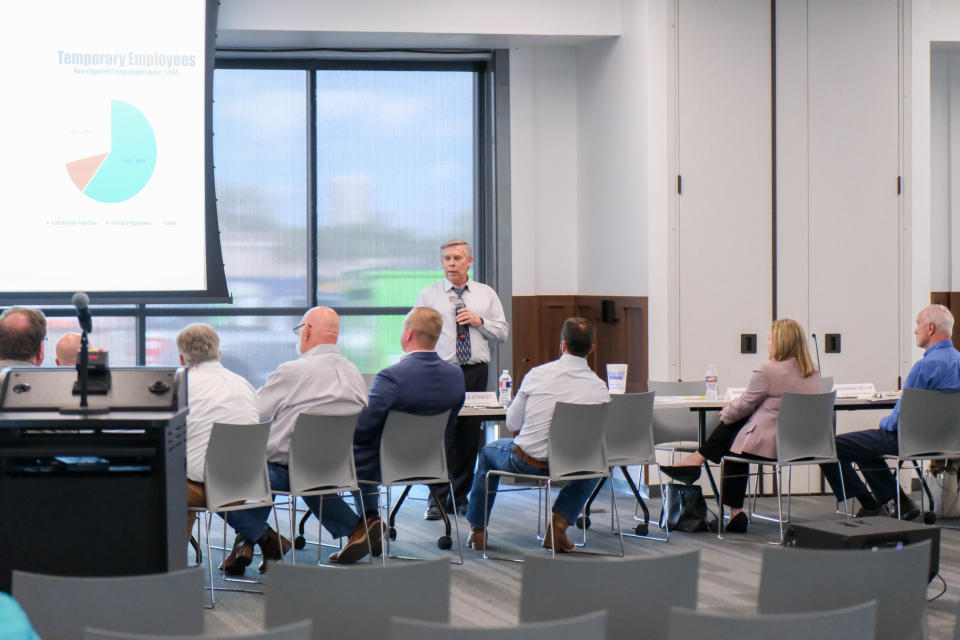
<box><xmin>724</xmin><ymin>388</ymin><xmax>746</xmax><ymax>402</ymax></box>
<box><xmin>833</xmin><ymin>383</ymin><xmax>877</xmax><ymax>398</ymax></box>
<box><xmin>465</xmin><ymin>391</ymin><xmax>500</xmax><ymax>408</ymax></box>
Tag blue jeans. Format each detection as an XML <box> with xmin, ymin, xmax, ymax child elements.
<box><xmin>465</xmin><ymin>438</ymin><xmax>600</xmax><ymax>530</ymax></box>
<box><xmin>820</xmin><ymin>428</ymin><xmax>900</xmax><ymax>504</ymax></box>
<box><xmin>226</xmin><ymin>462</ymin><xmax>380</xmax><ymax>541</ymax></box>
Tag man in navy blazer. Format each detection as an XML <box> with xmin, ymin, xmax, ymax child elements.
<box><xmin>326</xmin><ymin>307</ymin><xmax>466</xmax><ymax>564</ymax></box>
<box><xmin>354</xmin><ymin>307</ymin><xmax>466</xmax><ymax>480</ymax></box>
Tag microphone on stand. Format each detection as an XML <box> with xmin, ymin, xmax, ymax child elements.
<box><xmin>71</xmin><ymin>292</ymin><xmax>91</xmax><ymax>408</ymax></box>
<box><xmin>811</xmin><ymin>332</ymin><xmax>822</xmax><ymax>372</ymax></box>
<box><xmin>72</xmin><ymin>292</ymin><xmax>92</xmax><ymax>334</ymax></box>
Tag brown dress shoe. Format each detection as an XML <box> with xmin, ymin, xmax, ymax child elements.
<box><xmin>365</xmin><ymin>515</ymin><xmax>385</xmax><ymax>558</ymax></box>
<box><xmin>220</xmin><ymin>534</ymin><xmax>254</xmax><ymax>575</ymax></box>
<box><xmin>256</xmin><ymin>527</ymin><xmax>291</xmax><ymax>573</ymax></box>
<box><xmin>467</xmin><ymin>527</ymin><xmax>487</xmax><ymax>550</ymax></box>
<box><xmin>328</xmin><ymin>519</ymin><xmax>371</xmax><ymax>564</ymax></box>
<box><xmin>542</xmin><ymin>512</ymin><xmax>575</xmax><ymax>553</ymax></box>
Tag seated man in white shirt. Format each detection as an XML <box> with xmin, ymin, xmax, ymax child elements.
<box><xmin>464</xmin><ymin>317</ymin><xmax>610</xmax><ymax>552</ymax></box>
<box><xmin>178</xmin><ymin>324</ymin><xmax>260</xmax><ymax>553</ymax></box>
<box><xmin>222</xmin><ymin>306</ymin><xmax>369</xmax><ymax>573</ymax></box>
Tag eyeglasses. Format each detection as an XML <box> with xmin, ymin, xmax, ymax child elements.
<box><xmin>292</xmin><ymin>321</ymin><xmax>310</xmax><ymax>335</ymax></box>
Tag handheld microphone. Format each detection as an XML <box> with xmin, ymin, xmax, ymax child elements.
<box><xmin>455</xmin><ymin>298</ymin><xmax>468</xmax><ymax>340</ymax></box>
<box><xmin>72</xmin><ymin>292</ymin><xmax>92</xmax><ymax>333</ymax></box>
<box><xmin>811</xmin><ymin>332</ymin><xmax>821</xmax><ymax>372</ymax></box>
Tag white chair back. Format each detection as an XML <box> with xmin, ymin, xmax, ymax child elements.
<box><xmin>379</xmin><ymin>411</ymin><xmax>451</xmax><ymax>485</ymax></box>
<box><xmin>203</xmin><ymin>421</ymin><xmax>272</xmax><ymax>511</ymax></box>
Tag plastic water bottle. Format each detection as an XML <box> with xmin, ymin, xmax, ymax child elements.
<box><xmin>705</xmin><ymin>364</ymin><xmax>718</xmax><ymax>400</ymax></box>
<box><xmin>498</xmin><ymin>370</ymin><xmax>512</xmax><ymax>406</ymax></box>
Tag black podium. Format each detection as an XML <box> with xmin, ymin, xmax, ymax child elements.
<box><xmin>0</xmin><ymin>367</ymin><xmax>188</xmax><ymax>592</ymax></box>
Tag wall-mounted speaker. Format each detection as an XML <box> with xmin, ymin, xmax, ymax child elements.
<box><xmin>601</xmin><ymin>299</ymin><xmax>617</xmax><ymax>323</ymax></box>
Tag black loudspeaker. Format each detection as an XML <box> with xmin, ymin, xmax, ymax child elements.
<box><xmin>601</xmin><ymin>299</ymin><xmax>617</xmax><ymax>323</ymax></box>
<box><xmin>783</xmin><ymin>517</ymin><xmax>939</xmax><ymax>582</ymax></box>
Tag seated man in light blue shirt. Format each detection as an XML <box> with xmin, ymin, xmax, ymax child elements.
<box><xmin>821</xmin><ymin>304</ymin><xmax>960</xmax><ymax>519</ymax></box>
<box><xmin>465</xmin><ymin>317</ymin><xmax>610</xmax><ymax>552</ymax></box>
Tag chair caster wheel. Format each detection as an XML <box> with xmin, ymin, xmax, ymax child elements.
<box><xmin>294</xmin><ymin>535</ymin><xmax>306</xmax><ymax>550</ymax></box>
<box><xmin>437</xmin><ymin>535</ymin><xmax>452</xmax><ymax>550</ymax></box>
<box><xmin>575</xmin><ymin>516</ymin><xmax>591</xmax><ymax>530</ymax></box>
<box><xmin>388</xmin><ymin>527</ymin><xmax>397</xmax><ymax>541</ymax></box>
<box><xmin>634</xmin><ymin>524</ymin><xmax>648</xmax><ymax>536</ymax></box>
<box><xmin>923</xmin><ymin>511</ymin><xmax>937</xmax><ymax>525</ymax></box>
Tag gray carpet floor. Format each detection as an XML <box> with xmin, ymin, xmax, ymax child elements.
<box><xmin>197</xmin><ymin>484</ymin><xmax>960</xmax><ymax>638</ymax></box>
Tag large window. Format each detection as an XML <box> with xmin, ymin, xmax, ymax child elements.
<box><xmin>37</xmin><ymin>60</ymin><xmax>489</xmax><ymax>387</ymax></box>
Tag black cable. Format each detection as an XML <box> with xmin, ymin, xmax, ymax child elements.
<box><xmin>927</xmin><ymin>573</ymin><xmax>947</xmax><ymax>602</ymax></box>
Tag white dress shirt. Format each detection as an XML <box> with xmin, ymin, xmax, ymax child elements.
<box><xmin>415</xmin><ymin>278</ymin><xmax>508</xmax><ymax>365</ymax></box>
<box><xmin>185</xmin><ymin>360</ymin><xmax>260</xmax><ymax>483</ymax></box>
<box><xmin>259</xmin><ymin>343</ymin><xmax>368</xmax><ymax>464</ymax></box>
<box><xmin>510</xmin><ymin>354</ymin><xmax>610</xmax><ymax>460</ymax></box>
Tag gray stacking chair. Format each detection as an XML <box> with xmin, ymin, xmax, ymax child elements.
<box><xmin>718</xmin><ymin>391</ymin><xmax>841</xmax><ymax>543</ymax></box>
<box><xmin>480</xmin><ymin>402</ymin><xmax>620</xmax><ymax>559</ymax></box>
<box><xmin>668</xmin><ymin>601</ymin><xmax>877</xmax><ymax>640</ymax></box>
<box><xmin>578</xmin><ymin>392</ymin><xmax>667</xmax><ymax>541</ymax></box>
<box><xmin>85</xmin><ymin>620</ymin><xmax>312</xmax><ymax>640</ymax></box>
<box><xmin>759</xmin><ymin>542</ymin><xmax>931</xmax><ymax>640</ymax></box>
<box><xmin>360</xmin><ymin>410</ymin><xmax>463</xmax><ymax>563</ymax></box>
<box><xmin>820</xmin><ymin>375</ymin><xmax>834</xmax><ymax>392</ymax></box>
<box><xmin>266</xmin><ymin>559</ymin><xmax>449</xmax><ymax>640</ymax></box>
<box><xmin>391</xmin><ymin>611</ymin><xmax>607</xmax><ymax>640</ymax></box>
<box><xmin>882</xmin><ymin>387</ymin><xmax>960</xmax><ymax>518</ymax></box>
<box><xmin>648</xmin><ymin>379</ymin><xmax>721</xmax><ymax>461</ymax></box>
<box><xmin>12</xmin><ymin>568</ymin><xmax>203</xmax><ymax>640</ymax></box>
<box><xmin>361</xmin><ymin>373</ymin><xmax>377</xmax><ymax>391</ymax></box>
<box><xmin>520</xmin><ymin>551</ymin><xmax>699</xmax><ymax>640</ymax></box>
<box><xmin>272</xmin><ymin>412</ymin><xmax>372</xmax><ymax>564</ymax></box>
<box><xmin>191</xmin><ymin>421</ymin><xmax>280</xmax><ymax>604</ymax></box>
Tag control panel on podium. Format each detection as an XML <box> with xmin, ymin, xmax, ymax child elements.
<box><xmin>0</xmin><ymin>366</ymin><xmax>188</xmax><ymax>592</ymax></box>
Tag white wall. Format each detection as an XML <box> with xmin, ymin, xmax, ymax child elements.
<box><xmin>577</xmin><ymin>0</ymin><xmax>650</xmax><ymax>296</ymax></box>
<box><xmin>509</xmin><ymin>48</ymin><xmax>581</xmax><ymax>295</ymax></box>
<box><xmin>217</xmin><ymin>0</ymin><xmax>620</xmax><ymax>47</ymax></box>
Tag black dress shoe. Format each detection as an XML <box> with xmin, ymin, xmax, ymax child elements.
<box><xmin>424</xmin><ymin>505</ymin><xmax>442</xmax><ymax>521</ymax></box>
<box><xmin>661</xmin><ymin>465</ymin><xmax>702</xmax><ymax>485</ymax></box>
<box><xmin>725</xmin><ymin>512</ymin><xmax>748</xmax><ymax>533</ymax></box>
<box><xmin>855</xmin><ymin>504</ymin><xmax>888</xmax><ymax>518</ymax></box>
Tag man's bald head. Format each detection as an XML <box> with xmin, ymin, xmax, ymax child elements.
<box><xmin>298</xmin><ymin>306</ymin><xmax>340</xmax><ymax>354</ymax></box>
<box><xmin>56</xmin><ymin>333</ymin><xmax>82</xmax><ymax>366</ymax></box>
<box><xmin>0</xmin><ymin>307</ymin><xmax>47</xmax><ymax>365</ymax></box>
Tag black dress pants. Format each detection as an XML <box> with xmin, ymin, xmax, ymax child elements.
<box><xmin>431</xmin><ymin>362</ymin><xmax>488</xmax><ymax>510</ymax></box>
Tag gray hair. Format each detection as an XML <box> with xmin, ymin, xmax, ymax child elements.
<box><xmin>0</xmin><ymin>307</ymin><xmax>47</xmax><ymax>361</ymax></box>
<box><xmin>923</xmin><ymin>304</ymin><xmax>955</xmax><ymax>337</ymax></box>
<box><xmin>176</xmin><ymin>323</ymin><xmax>220</xmax><ymax>366</ymax></box>
<box><xmin>441</xmin><ymin>239</ymin><xmax>472</xmax><ymax>260</ymax></box>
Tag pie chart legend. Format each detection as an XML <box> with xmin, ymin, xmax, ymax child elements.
<box><xmin>66</xmin><ymin>100</ymin><xmax>157</xmax><ymax>203</ymax></box>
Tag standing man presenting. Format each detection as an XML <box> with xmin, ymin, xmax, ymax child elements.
<box><xmin>416</xmin><ymin>239</ymin><xmax>508</xmax><ymax>519</ymax></box>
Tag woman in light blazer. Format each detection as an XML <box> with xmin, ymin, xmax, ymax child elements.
<box><xmin>662</xmin><ymin>318</ymin><xmax>821</xmax><ymax>532</ymax></box>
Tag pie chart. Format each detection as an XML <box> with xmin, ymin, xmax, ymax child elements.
<box><xmin>65</xmin><ymin>100</ymin><xmax>157</xmax><ymax>203</ymax></box>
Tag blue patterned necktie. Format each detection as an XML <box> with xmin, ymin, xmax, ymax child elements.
<box><xmin>452</xmin><ymin>285</ymin><xmax>471</xmax><ymax>366</ymax></box>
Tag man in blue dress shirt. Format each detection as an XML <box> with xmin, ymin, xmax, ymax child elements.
<box><xmin>822</xmin><ymin>304</ymin><xmax>960</xmax><ymax>518</ymax></box>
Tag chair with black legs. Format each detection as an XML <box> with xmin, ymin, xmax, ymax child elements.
<box><xmin>577</xmin><ymin>392</ymin><xmax>667</xmax><ymax>541</ymax></box>
<box><xmin>359</xmin><ymin>410</ymin><xmax>463</xmax><ymax>563</ymax></box>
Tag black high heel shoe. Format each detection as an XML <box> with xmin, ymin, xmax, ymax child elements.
<box><xmin>724</xmin><ymin>511</ymin><xmax>748</xmax><ymax>533</ymax></box>
<box><xmin>660</xmin><ymin>465</ymin><xmax>702</xmax><ymax>485</ymax></box>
